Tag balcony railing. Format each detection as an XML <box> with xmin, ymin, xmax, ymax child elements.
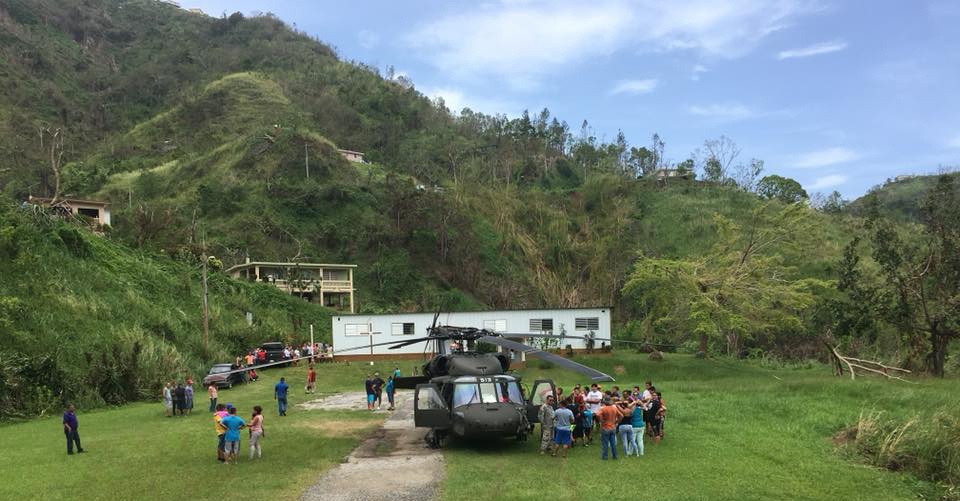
<box><xmin>321</xmin><ymin>280</ymin><xmax>352</xmax><ymax>290</ymax></box>
<box><xmin>257</xmin><ymin>278</ymin><xmax>352</xmax><ymax>291</ymax></box>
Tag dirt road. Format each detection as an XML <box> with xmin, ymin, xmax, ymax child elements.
<box><xmin>299</xmin><ymin>391</ymin><xmax>444</xmax><ymax>501</ymax></box>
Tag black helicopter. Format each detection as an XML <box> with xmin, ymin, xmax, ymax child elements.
<box><xmin>207</xmin><ymin>314</ymin><xmax>655</xmax><ymax>448</ymax></box>
<box><xmin>333</xmin><ymin>317</ymin><xmax>648</xmax><ymax>448</ymax></box>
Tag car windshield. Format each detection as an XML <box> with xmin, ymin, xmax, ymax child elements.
<box><xmin>210</xmin><ymin>366</ymin><xmax>231</xmax><ymax>374</ymax></box>
<box><xmin>452</xmin><ymin>381</ymin><xmax>524</xmax><ymax>407</ymax></box>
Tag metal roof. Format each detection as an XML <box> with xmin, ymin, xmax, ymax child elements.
<box><xmin>336</xmin><ymin>306</ymin><xmax>612</xmax><ymax>318</ymax></box>
<box><xmin>225</xmin><ymin>261</ymin><xmax>357</xmax><ymax>273</ymax></box>
<box><xmin>27</xmin><ymin>196</ymin><xmax>110</xmax><ymax>207</ymax></box>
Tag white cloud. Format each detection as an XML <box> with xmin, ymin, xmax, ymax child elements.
<box><xmin>777</xmin><ymin>40</ymin><xmax>848</xmax><ymax>60</ymax></box>
<box><xmin>793</xmin><ymin>147</ymin><xmax>861</xmax><ymax>168</ymax></box>
<box><xmin>418</xmin><ymin>86</ymin><xmax>521</xmax><ymax>117</ymax></box>
<box><xmin>685</xmin><ymin>103</ymin><xmax>755</xmax><ymax>121</ymax></box>
<box><xmin>357</xmin><ymin>30</ymin><xmax>380</xmax><ymax>49</ymax></box>
<box><xmin>405</xmin><ymin>0</ymin><xmax>813</xmax><ymax>89</ymax></box>
<box><xmin>691</xmin><ymin>64</ymin><xmax>709</xmax><ymax>81</ymax></box>
<box><xmin>807</xmin><ymin>174</ymin><xmax>849</xmax><ymax>190</ymax></box>
<box><xmin>609</xmin><ymin>78</ymin><xmax>658</xmax><ymax>95</ymax></box>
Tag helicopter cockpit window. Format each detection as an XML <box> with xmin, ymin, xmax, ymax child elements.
<box><xmin>478</xmin><ymin>383</ymin><xmax>499</xmax><ymax>404</ymax></box>
<box><xmin>418</xmin><ymin>386</ymin><xmax>446</xmax><ymax>410</ymax></box>
<box><xmin>495</xmin><ymin>381</ymin><xmax>525</xmax><ymax>404</ymax></box>
<box><xmin>453</xmin><ymin>384</ymin><xmax>481</xmax><ymax>407</ymax></box>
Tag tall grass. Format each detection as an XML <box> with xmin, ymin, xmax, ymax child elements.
<box><xmin>847</xmin><ymin>408</ymin><xmax>960</xmax><ymax>493</ymax></box>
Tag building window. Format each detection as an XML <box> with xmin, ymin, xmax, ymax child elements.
<box><xmin>575</xmin><ymin>317</ymin><xmax>599</xmax><ymax>331</ymax></box>
<box><xmin>391</xmin><ymin>322</ymin><xmax>415</xmax><ymax>336</ymax></box>
<box><xmin>483</xmin><ymin>319</ymin><xmax>507</xmax><ymax>332</ymax></box>
<box><xmin>529</xmin><ymin>318</ymin><xmax>553</xmax><ymax>332</ymax></box>
<box><xmin>344</xmin><ymin>323</ymin><xmax>371</xmax><ymax>336</ymax></box>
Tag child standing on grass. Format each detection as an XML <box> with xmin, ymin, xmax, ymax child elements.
<box><xmin>220</xmin><ymin>407</ymin><xmax>246</xmax><ymax>464</ymax></box>
<box><xmin>214</xmin><ymin>404</ymin><xmax>228</xmax><ymax>463</ymax></box>
<box><xmin>582</xmin><ymin>407</ymin><xmax>594</xmax><ymax>446</ymax></box>
<box><xmin>208</xmin><ymin>383</ymin><xmax>218</xmax><ymax>412</ymax></box>
<box><xmin>305</xmin><ymin>366</ymin><xmax>317</xmax><ymax>394</ymax></box>
<box><xmin>249</xmin><ymin>406</ymin><xmax>264</xmax><ymax>459</ymax></box>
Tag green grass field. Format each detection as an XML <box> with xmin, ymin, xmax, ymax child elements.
<box><xmin>0</xmin><ymin>360</ymin><xmax>423</xmax><ymax>501</ymax></box>
<box><xmin>0</xmin><ymin>354</ymin><xmax>955</xmax><ymax>501</ymax></box>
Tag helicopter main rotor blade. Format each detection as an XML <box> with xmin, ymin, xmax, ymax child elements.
<box><xmin>496</xmin><ymin>333</ymin><xmax>675</xmax><ymax>348</ymax></box>
<box><xmin>387</xmin><ymin>336</ymin><xmax>435</xmax><ymax>350</ymax></box>
<box><xmin>478</xmin><ymin>336</ymin><xmax>615</xmax><ymax>383</ymax></box>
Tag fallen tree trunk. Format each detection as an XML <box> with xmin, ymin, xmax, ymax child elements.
<box><xmin>826</xmin><ymin>344</ymin><xmax>914</xmax><ymax>383</ymax></box>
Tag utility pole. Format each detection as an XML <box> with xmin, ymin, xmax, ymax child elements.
<box><xmin>201</xmin><ymin>238</ymin><xmax>210</xmax><ymax>355</ymax></box>
<box><xmin>304</xmin><ymin>143</ymin><xmax>310</xmax><ymax>179</ymax></box>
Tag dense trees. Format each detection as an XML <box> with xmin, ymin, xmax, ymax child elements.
<box><xmin>757</xmin><ymin>174</ymin><xmax>808</xmax><ymax>203</ymax></box>
<box><xmin>623</xmin><ymin>203</ymin><xmax>826</xmax><ymax>356</ymax></box>
<box><xmin>852</xmin><ymin>176</ymin><xmax>959</xmax><ymax>375</ymax></box>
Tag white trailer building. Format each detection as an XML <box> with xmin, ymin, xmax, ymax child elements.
<box><xmin>331</xmin><ymin>307</ymin><xmax>611</xmax><ymax>361</ymax></box>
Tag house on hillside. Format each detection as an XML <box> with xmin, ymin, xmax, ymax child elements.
<box><xmin>27</xmin><ymin>196</ymin><xmax>111</xmax><ymax>227</ymax></box>
<box><xmin>652</xmin><ymin>168</ymin><xmax>692</xmax><ymax>181</ymax></box>
<box><xmin>331</xmin><ymin>307</ymin><xmax>611</xmax><ymax>361</ymax></box>
<box><xmin>338</xmin><ymin>149</ymin><xmax>365</xmax><ymax>163</ymax></box>
<box><xmin>225</xmin><ymin>260</ymin><xmax>356</xmax><ymax>313</ymax></box>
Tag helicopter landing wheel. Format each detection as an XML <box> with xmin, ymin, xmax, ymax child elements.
<box><xmin>425</xmin><ymin>429</ymin><xmax>446</xmax><ymax>449</ymax></box>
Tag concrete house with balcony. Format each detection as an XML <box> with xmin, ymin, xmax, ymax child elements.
<box><xmin>225</xmin><ymin>260</ymin><xmax>356</xmax><ymax>312</ymax></box>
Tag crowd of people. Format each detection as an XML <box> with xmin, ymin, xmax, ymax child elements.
<box><xmin>210</xmin><ymin>373</ymin><xmax>294</xmax><ymax>463</ymax></box>
<box><xmin>163</xmin><ymin>379</ymin><xmax>195</xmax><ymax>417</ymax></box>
<box><xmin>363</xmin><ymin>368</ymin><xmax>400</xmax><ymax>411</ymax></box>
<box><xmin>213</xmin><ymin>403</ymin><xmax>265</xmax><ymax>464</ymax></box>
<box><xmin>538</xmin><ymin>381</ymin><xmax>666</xmax><ymax>460</ymax></box>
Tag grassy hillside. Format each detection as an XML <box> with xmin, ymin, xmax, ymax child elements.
<box><xmin>848</xmin><ymin>172</ymin><xmax>960</xmax><ymax>222</ymax></box>
<box><xmin>0</xmin><ymin>198</ymin><xmax>332</xmax><ymax>418</ymax></box>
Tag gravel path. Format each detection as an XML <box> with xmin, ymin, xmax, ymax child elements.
<box><xmin>299</xmin><ymin>391</ymin><xmax>444</xmax><ymax>501</ymax></box>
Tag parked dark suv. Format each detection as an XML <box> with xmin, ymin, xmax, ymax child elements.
<box><xmin>202</xmin><ymin>363</ymin><xmax>246</xmax><ymax>389</ymax></box>
<box><xmin>260</xmin><ymin>342</ymin><xmax>286</xmax><ymax>364</ymax></box>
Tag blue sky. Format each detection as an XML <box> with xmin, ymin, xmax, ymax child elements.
<box><xmin>186</xmin><ymin>0</ymin><xmax>960</xmax><ymax>197</ymax></box>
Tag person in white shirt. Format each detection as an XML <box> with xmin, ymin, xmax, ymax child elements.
<box><xmin>585</xmin><ymin>384</ymin><xmax>603</xmax><ymax>414</ymax></box>
<box><xmin>642</xmin><ymin>380</ymin><xmax>653</xmax><ymax>401</ymax></box>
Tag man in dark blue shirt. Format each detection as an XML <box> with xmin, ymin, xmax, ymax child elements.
<box><xmin>274</xmin><ymin>377</ymin><xmax>289</xmax><ymax>416</ymax></box>
<box><xmin>63</xmin><ymin>404</ymin><xmax>84</xmax><ymax>455</ymax></box>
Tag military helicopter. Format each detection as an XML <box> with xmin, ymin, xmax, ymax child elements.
<box><xmin>330</xmin><ymin>316</ymin><xmax>648</xmax><ymax>448</ymax></box>
<box><xmin>208</xmin><ymin>314</ymin><xmax>656</xmax><ymax>448</ymax></box>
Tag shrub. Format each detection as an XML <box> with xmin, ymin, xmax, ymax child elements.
<box><xmin>845</xmin><ymin>409</ymin><xmax>960</xmax><ymax>491</ymax></box>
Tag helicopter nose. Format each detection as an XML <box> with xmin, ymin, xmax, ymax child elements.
<box><xmin>459</xmin><ymin>405</ymin><xmax>522</xmax><ymax>437</ymax></box>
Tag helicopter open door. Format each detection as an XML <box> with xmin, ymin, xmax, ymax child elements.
<box><xmin>525</xmin><ymin>379</ymin><xmax>557</xmax><ymax>424</ymax></box>
<box><xmin>414</xmin><ymin>384</ymin><xmax>450</xmax><ymax>429</ymax></box>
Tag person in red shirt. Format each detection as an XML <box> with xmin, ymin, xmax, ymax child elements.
<box><xmin>595</xmin><ymin>397</ymin><xmax>627</xmax><ymax>460</ymax></box>
<box><xmin>305</xmin><ymin>366</ymin><xmax>317</xmax><ymax>394</ymax></box>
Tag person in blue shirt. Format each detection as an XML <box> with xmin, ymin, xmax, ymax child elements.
<box><xmin>630</xmin><ymin>398</ymin><xmax>645</xmax><ymax>456</ymax></box>
<box><xmin>275</xmin><ymin>377</ymin><xmax>289</xmax><ymax>416</ymax></box>
<box><xmin>62</xmin><ymin>404</ymin><xmax>84</xmax><ymax>455</ymax></box>
<box><xmin>220</xmin><ymin>407</ymin><xmax>246</xmax><ymax>464</ymax></box>
<box><xmin>393</xmin><ymin>367</ymin><xmax>401</xmax><ymax>379</ymax></box>
<box><xmin>385</xmin><ymin>376</ymin><xmax>396</xmax><ymax>411</ymax></box>
<box><xmin>551</xmin><ymin>399</ymin><xmax>575</xmax><ymax>458</ymax></box>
